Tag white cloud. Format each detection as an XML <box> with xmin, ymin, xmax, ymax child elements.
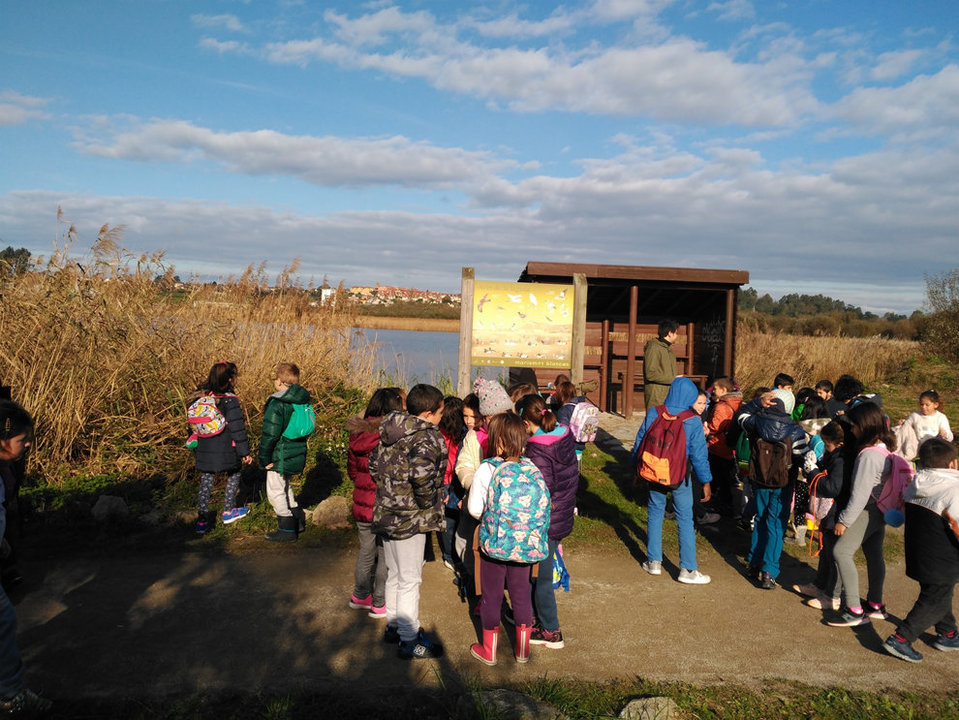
<box><xmin>871</xmin><ymin>49</ymin><xmax>924</xmax><ymax>81</ymax></box>
<box><xmin>69</xmin><ymin>118</ymin><xmax>514</xmax><ymax>188</ymax></box>
<box><xmin>198</xmin><ymin>38</ymin><xmax>247</xmax><ymax>54</ymax></box>
<box><xmin>834</xmin><ymin>64</ymin><xmax>959</xmax><ymax>139</ymax></box>
<box><xmin>707</xmin><ymin>0</ymin><xmax>755</xmax><ymax>22</ymax></box>
<box><xmin>0</xmin><ymin>91</ymin><xmax>51</xmax><ymax>126</ymax></box>
<box><xmin>190</xmin><ymin>14</ymin><xmax>247</xmax><ymax>33</ymax></box>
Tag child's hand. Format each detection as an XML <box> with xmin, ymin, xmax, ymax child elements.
<box><xmin>834</xmin><ymin>522</ymin><xmax>846</xmax><ymax>536</ymax></box>
<box><xmin>242</xmin><ymin>455</ymin><xmax>253</xmax><ymax>465</ymax></box>
<box><xmin>265</xmin><ymin>462</ymin><xmax>274</xmax><ymax>470</ymax></box>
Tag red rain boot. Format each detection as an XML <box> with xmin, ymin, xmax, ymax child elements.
<box><xmin>515</xmin><ymin>624</ymin><xmax>531</xmax><ymax>663</ymax></box>
<box><xmin>470</xmin><ymin>627</ymin><xmax>499</xmax><ymax>666</ymax></box>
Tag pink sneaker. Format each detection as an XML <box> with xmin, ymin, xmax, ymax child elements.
<box><xmin>349</xmin><ymin>593</ymin><xmax>373</xmax><ymax>610</ymax></box>
<box><xmin>368</xmin><ymin>604</ymin><xmax>386</xmax><ymax>618</ymax></box>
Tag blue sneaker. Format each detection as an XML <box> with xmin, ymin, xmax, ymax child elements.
<box><xmin>883</xmin><ymin>634</ymin><xmax>923</xmax><ymax>663</ymax></box>
<box><xmin>195</xmin><ymin>520</ymin><xmax>209</xmax><ymax>535</ymax></box>
<box><xmin>397</xmin><ymin>629</ymin><xmax>444</xmax><ymax>660</ymax></box>
<box><xmin>222</xmin><ymin>507</ymin><xmax>249</xmax><ymax>524</ymax></box>
<box><xmin>934</xmin><ymin>631</ymin><xmax>959</xmax><ymax>652</ymax></box>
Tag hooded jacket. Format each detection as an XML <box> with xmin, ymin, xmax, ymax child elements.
<box><xmin>903</xmin><ymin>467</ymin><xmax>959</xmax><ymax>584</ymax></box>
<box><xmin>631</xmin><ymin>377</ymin><xmax>712</xmax><ymax>486</ymax></box>
<box><xmin>736</xmin><ymin>396</ymin><xmax>808</xmax><ymax>455</ymax></box>
<box><xmin>370</xmin><ymin>411</ymin><xmax>446</xmax><ymax>540</ymax></box>
<box><xmin>259</xmin><ymin>383</ymin><xmax>312</xmax><ymax>475</ymax></box>
<box><xmin>346</xmin><ymin>415</ymin><xmax>384</xmax><ymax>523</ymax></box>
<box><xmin>193</xmin><ymin>393</ymin><xmax>250</xmax><ymax>474</ymax></box>
<box><xmin>525</xmin><ymin>426</ymin><xmax>579</xmax><ymax>540</ymax></box>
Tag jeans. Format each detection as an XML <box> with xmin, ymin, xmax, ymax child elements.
<box><xmin>647</xmin><ymin>481</ymin><xmax>697</xmax><ymax>571</ymax></box>
<box><xmin>479</xmin><ymin>555</ymin><xmax>533</xmax><ymax>631</ymax></box>
<box><xmin>833</xmin><ymin>503</ymin><xmax>886</xmax><ymax>608</ymax></box>
<box><xmin>353</xmin><ymin>521</ymin><xmax>386</xmax><ymax>606</ymax></box>
<box><xmin>0</xmin><ymin>584</ymin><xmax>22</xmax><ymax>699</ymax></box>
<box><xmin>533</xmin><ymin>538</ymin><xmax>561</xmax><ymax>631</ymax></box>
<box><xmin>899</xmin><ymin>582</ymin><xmax>957</xmax><ymax>642</ymax></box>
<box><xmin>814</xmin><ymin>530</ymin><xmax>841</xmax><ymax>599</ymax></box>
<box><xmin>438</xmin><ymin>508</ymin><xmax>457</xmax><ymax>564</ymax></box>
<box><xmin>382</xmin><ymin>534</ymin><xmax>426</xmax><ymax>643</ymax></box>
<box><xmin>748</xmin><ymin>485</ymin><xmax>792</xmax><ymax>579</ymax></box>
<box><xmin>266</xmin><ymin>470</ymin><xmax>298</xmax><ymax>517</ymax></box>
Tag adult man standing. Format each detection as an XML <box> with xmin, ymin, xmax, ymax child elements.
<box><xmin>643</xmin><ymin>319</ymin><xmax>679</xmax><ymax>413</ymax></box>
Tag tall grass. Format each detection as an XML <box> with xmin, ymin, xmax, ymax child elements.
<box><xmin>0</xmin><ymin>222</ymin><xmax>374</xmax><ymax>481</ymax></box>
<box><xmin>734</xmin><ymin>326</ymin><xmax>917</xmax><ymax>394</ymax></box>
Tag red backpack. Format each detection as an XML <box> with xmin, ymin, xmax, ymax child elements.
<box><xmin>637</xmin><ymin>406</ymin><xmax>697</xmax><ymax>489</ymax></box>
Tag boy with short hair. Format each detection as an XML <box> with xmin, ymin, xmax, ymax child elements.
<box><xmin>882</xmin><ymin>437</ymin><xmax>959</xmax><ymax>663</ymax></box>
<box><xmin>259</xmin><ymin>362</ymin><xmax>312</xmax><ymax>542</ymax></box>
<box><xmin>772</xmin><ymin>373</ymin><xmax>795</xmax><ymax>393</ymax></box>
<box><xmin>815</xmin><ymin>379</ymin><xmax>833</xmax><ymax>402</ymax></box>
<box><xmin>371</xmin><ymin>384</ymin><xmax>447</xmax><ymax>659</ymax></box>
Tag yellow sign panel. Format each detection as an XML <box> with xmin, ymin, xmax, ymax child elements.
<box><xmin>471</xmin><ymin>281</ymin><xmax>574</xmax><ymax>368</ymax></box>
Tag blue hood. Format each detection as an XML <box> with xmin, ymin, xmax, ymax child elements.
<box><xmin>663</xmin><ymin>377</ymin><xmax>700</xmax><ymax>415</ymax></box>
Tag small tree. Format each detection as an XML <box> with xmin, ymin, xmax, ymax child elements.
<box><xmin>924</xmin><ymin>268</ymin><xmax>959</xmax><ymax>360</ymax></box>
<box><xmin>0</xmin><ymin>246</ymin><xmax>31</xmax><ymax>277</ymax></box>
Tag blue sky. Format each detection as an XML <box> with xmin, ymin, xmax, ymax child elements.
<box><xmin>2</xmin><ymin>1</ymin><xmax>957</xmax><ymax>314</ymax></box>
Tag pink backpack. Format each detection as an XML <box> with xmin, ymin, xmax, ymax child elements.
<box><xmin>863</xmin><ymin>445</ymin><xmax>914</xmax><ymax>525</ymax></box>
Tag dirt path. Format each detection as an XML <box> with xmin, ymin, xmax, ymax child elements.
<box><xmin>13</xmin><ymin>413</ymin><xmax>959</xmax><ymax>700</ymax></box>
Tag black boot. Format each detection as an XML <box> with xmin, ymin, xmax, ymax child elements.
<box><xmin>265</xmin><ymin>514</ymin><xmax>298</xmax><ymax>542</ymax></box>
<box><xmin>292</xmin><ymin>506</ymin><xmax>307</xmax><ymax>533</ymax></box>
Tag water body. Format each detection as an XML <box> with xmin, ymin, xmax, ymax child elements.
<box><xmin>352</xmin><ymin>327</ymin><xmax>505</xmax><ymax>389</ymax></box>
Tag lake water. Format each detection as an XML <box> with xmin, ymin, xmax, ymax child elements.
<box><xmin>352</xmin><ymin>327</ymin><xmax>505</xmax><ymax>389</ymax></box>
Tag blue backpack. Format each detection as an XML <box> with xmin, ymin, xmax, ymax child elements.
<box><xmin>479</xmin><ymin>458</ymin><xmax>551</xmax><ymax>564</ymax></box>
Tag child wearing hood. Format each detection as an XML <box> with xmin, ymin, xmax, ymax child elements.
<box><xmin>736</xmin><ymin>388</ymin><xmax>808</xmax><ymax>589</ymax></box>
<box><xmin>631</xmin><ymin>377</ymin><xmax>713</xmax><ymax>585</ymax></box>
<box><xmin>882</xmin><ymin>437</ymin><xmax>959</xmax><ymax>663</ymax></box>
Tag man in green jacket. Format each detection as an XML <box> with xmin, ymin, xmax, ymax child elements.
<box><xmin>260</xmin><ymin>362</ymin><xmax>313</xmax><ymax>542</ymax></box>
<box><xmin>643</xmin><ymin>319</ymin><xmax>679</xmax><ymax>413</ymax></box>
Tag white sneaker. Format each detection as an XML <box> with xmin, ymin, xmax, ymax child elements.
<box><xmin>696</xmin><ymin>511</ymin><xmax>721</xmax><ymax>525</ymax></box>
<box><xmin>678</xmin><ymin>568</ymin><xmax>711</xmax><ymax>585</ymax></box>
<box><xmin>642</xmin><ymin>560</ymin><xmax>662</xmax><ymax>576</ymax></box>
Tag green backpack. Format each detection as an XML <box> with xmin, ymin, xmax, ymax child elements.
<box><xmin>282</xmin><ymin>403</ymin><xmax>317</xmax><ymax>440</ymax></box>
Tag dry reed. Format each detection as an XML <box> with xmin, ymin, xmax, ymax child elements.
<box><xmin>0</xmin><ymin>220</ymin><xmax>374</xmax><ymax>481</ymax></box>
<box><xmin>734</xmin><ymin>326</ymin><xmax>917</xmax><ymax>394</ymax></box>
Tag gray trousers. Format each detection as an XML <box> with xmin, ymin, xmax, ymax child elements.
<box><xmin>833</xmin><ymin>503</ymin><xmax>886</xmax><ymax>608</ymax></box>
<box><xmin>382</xmin><ymin>534</ymin><xmax>426</xmax><ymax>643</ymax></box>
<box><xmin>353</xmin><ymin>521</ymin><xmax>387</xmax><ymax>606</ymax></box>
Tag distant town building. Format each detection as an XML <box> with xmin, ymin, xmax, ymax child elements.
<box><xmin>348</xmin><ymin>284</ymin><xmax>460</xmax><ymax>306</ymax></box>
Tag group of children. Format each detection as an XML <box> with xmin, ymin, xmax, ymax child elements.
<box><xmin>689</xmin><ymin>372</ymin><xmax>958</xmax><ymax>663</ymax></box>
<box><xmin>185</xmin><ymin>358</ymin><xmax>958</xmax><ymax>667</ymax></box>
<box><xmin>345</xmin><ymin>376</ymin><xmax>584</xmax><ymax>663</ymax></box>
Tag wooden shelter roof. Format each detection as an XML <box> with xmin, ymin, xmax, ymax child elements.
<box><xmin>519</xmin><ymin>262</ymin><xmax>748</xmax><ymax>287</ymax></box>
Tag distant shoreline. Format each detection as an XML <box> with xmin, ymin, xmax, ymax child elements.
<box><xmin>353</xmin><ymin>315</ymin><xmax>460</xmax><ymax>332</ymax></box>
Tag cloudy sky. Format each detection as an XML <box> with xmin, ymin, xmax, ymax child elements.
<box><xmin>2</xmin><ymin>1</ymin><xmax>956</xmax><ymax>314</ymax></box>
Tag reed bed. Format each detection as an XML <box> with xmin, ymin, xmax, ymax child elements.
<box><xmin>734</xmin><ymin>326</ymin><xmax>917</xmax><ymax>394</ymax></box>
<box><xmin>0</xmin><ymin>225</ymin><xmax>374</xmax><ymax>481</ymax></box>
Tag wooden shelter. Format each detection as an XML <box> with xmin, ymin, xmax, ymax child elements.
<box><xmin>517</xmin><ymin>262</ymin><xmax>749</xmax><ymax>416</ymax></box>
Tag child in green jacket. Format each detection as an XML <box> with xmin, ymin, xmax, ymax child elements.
<box><xmin>260</xmin><ymin>362</ymin><xmax>313</xmax><ymax>542</ymax></box>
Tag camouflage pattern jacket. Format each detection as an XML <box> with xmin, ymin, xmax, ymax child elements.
<box><xmin>370</xmin><ymin>411</ymin><xmax>447</xmax><ymax>540</ymax></box>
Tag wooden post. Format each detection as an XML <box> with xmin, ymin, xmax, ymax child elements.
<box><xmin>686</xmin><ymin>321</ymin><xmax>695</xmax><ymax>379</ymax></box>
<box><xmin>724</xmin><ymin>288</ymin><xmax>735</xmax><ymax>377</ymax></box>
<box><xmin>599</xmin><ymin>318</ymin><xmax>610</xmax><ymax>412</ymax></box>
<box><xmin>457</xmin><ymin>267</ymin><xmax>475</xmax><ymax>397</ymax></box>
<box><xmin>624</xmin><ymin>285</ymin><xmax>638</xmax><ymax>417</ymax></box>
<box><xmin>571</xmin><ymin>273</ymin><xmax>587</xmax><ymax>386</ymax></box>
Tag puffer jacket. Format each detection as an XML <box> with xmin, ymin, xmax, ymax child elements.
<box><xmin>370</xmin><ymin>411</ymin><xmax>447</xmax><ymax>540</ymax></box>
<box><xmin>903</xmin><ymin>467</ymin><xmax>959</xmax><ymax>584</ymax></box>
<box><xmin>346</xmin><ymin>415</ymin><xmax>384</xmax><ymax>523</ymax></box>
<box><xmin>258</xmin><ymin>383</ymin><xmax>312</xmax><ymax>475</ymax></box>
<box><xmin>706</xmin><ymin>392</ymin><xmax>743</xmax><ymax>459</ymax></box>
<box><xmin>525</xmin><ymin>426</ymin><xmax>579</xmax><ymax>541</ymax></box>
<box><xmin>737</xmin><ymin>397</ymin><xmax>808</xmax><ymax>455</ymax></box>
<box><xmin>193</xmin><ymin>393</ymin><xmax>250</xmax><ymax>473</ymax></box>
